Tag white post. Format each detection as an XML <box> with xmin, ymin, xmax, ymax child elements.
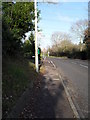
<box><xmin>48</xmin><ymin>51</ymin><xmax>50</xmax><ymax>57</ymax></box>
<box><xmin>35</xmin><ymin>0</ymin><xmax>38</xmax><ymax>72</ymax></box>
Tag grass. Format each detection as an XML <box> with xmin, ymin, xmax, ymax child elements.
<box><xmin>40</xmin><ymin>65</ymin><xmax>46</xmax><ymax>75</ymax></box>
<box><xmin>2</xmin><ymin>56</ymin><xmax>40</xmax><ymax>118</ymax></box>
<box><xmin>48</xmin><ymin>56</ymin><xmax>68</xmax><ymax>59</ymax></box>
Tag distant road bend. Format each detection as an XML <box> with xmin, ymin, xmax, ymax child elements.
<box><xmin>46</xmin><ymin>57</ymin><xmax>88</xmax><ymax>118</ymax></box>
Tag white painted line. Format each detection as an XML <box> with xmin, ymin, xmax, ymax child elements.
<box><xmin>48</xmin><ymin>61</ymin><xmax>50</xmax><ymax>64</ymax></box>
<box><xmin>71</xmin><ymin>62</ymin><xmax>88</xmax><ymax>69</ymax></box>
<box><xmin>43</xmin><ymin>74</ymin><xmax>47</xmax><ymax>77</ymax></box>
<box><xmin>80</xmin><ymin>64</ymin><xmax>88</xmax><ymax>69</ymax></box>
<box><xmin>59</xmin><ymin>75</ymin><xmax>81</xmax><ymax>118</ymax></box>
<box><xmin>71</xmin><ymin>62</ymin><xmax>77</xmax><ymax>64</ymax></box>
<box><xmin>50</xmin><ymin>61</ymin><xmax>56</xmax><ymax>68</ymax></box>
<box><xmin>50</xmin><ymin>74</ymin><xmax>58</xmax><ymax>77</ymax></box>
<box><xmin>53</xmin><ymin>78</ymin><xmax>60</xmax><ymax>81</ymax></box>
<box><xmin>50</xmin><ymin>61</ymin><xmax>53</xmax><ymax>64</ymax></box>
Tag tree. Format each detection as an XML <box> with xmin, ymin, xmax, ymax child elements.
<box><xmin>83</xmin><ymin>27</ymin><xmax>90</xmax><ymax>59</ymax></box>
<box><xmin>70</xmin><ymin>19</ymin><xmax>88</xmax><ymax>43</ymax></box>
<box><xmin>23</xmin><ymin>32</ymin><xmax>35</xmax><ymax>57</ymax></box>
<box><xmin>29</xmin><ymin>32</ymin><xmax>35</xmax><ymax>56</ymax></box>
<box><xmin>83</xmin><ymin>27</ymin><xmax>90</xmax><ymax>44</ymax></box>
<box><xmin>49</xmin><ymin>35</ymin><xmax>87</xmax><ymax>59</ymax></box>
<box><xmin>50</xmin><ymin>32</ymin><xmax>72</xmax><ymax>56</ymax></box>
<box><xmin>2</xmin><ymin>2</ymin><xmax>40</xmax><ymax>55</ymax></box>
<box><xmin>51</xmin><ymin>31</ymin><xmax>71</xmax><ymax>46</ymax></box>
<box><xmin>2</xmin><ymin>20</ymin><xmax>21</xmax><ymax>55</ymax></box>
<box><xmin>2</xmin><ymin>2</ymin><xmax>36</xmax><ymax>38</ymax></box>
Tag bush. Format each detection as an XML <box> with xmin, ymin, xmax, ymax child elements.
<box><xmin>49</xmin><ymin>40</ymin><xmax>87</xmax><ymax>59</ymax></box>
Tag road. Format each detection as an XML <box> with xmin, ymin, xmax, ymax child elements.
<box><xmin>46</xmin><ymin>57</ymin><xmax>88</xmax><ymax>118</ymax></box>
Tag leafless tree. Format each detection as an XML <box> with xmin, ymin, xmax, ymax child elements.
<box><xmin>51</xmin><ymin>31</ymin><xmax>71</xmax><ymax>46</ymax></box>
<box><xmin>70</xmin><ymin>19</ymin><xmax>88</xmax><ymax>43</ymax></box>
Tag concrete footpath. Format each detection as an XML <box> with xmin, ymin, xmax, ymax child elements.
<box><xmin>7</xmin><ymin>59</ymin><xmax>75</xmax><ymax>118</ymax></box>
<box><xmin>40</xmin><ymin>59</ymin><xmax>75</xmax><ymax>118</ymax></box>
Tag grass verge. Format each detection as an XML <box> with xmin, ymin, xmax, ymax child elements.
<box><xmin>48</xmin><ymin>56</ymin><xmax>68</xmax><ymax>59</ymax></box>
<box><xmin>2</xmin><ymin>56</ymin><xmax>40</xmax><ymax>118</ymax></box>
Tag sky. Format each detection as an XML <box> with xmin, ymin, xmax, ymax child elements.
<box><xmin>36</xmin><ymin>2</ymin><xmax>88</xmax><ymax>50</ymax></box>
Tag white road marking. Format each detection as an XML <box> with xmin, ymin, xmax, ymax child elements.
<box><xmin>71</xmin><ymin>62</ymin><xmax>88</xmax><ymax>69</ymax></box>
<box><xmin>59</xmin><ymin>75</ymin><xmax>84</xmax><ymax>118</ymax></box>
<box><xmin>80</xmin><ymin>64</ymin><xmax>88</xmax><ymax>69</ymax></box>
<box><xmin>48</xmin><ymin>61</ymin><xmax>50</xmax><ymax>64</ymax></box>
<box><xmin>71</xmin><ymin>62</ymin><xmax>77</xmax><ymax>64</ymax></box>
<box><xmin>50</xmin><ymin>73</ymin><xmax>58</xmax><ymax>76</ymax></box>
<box><xmin>43</xmin><ymin>74</ymin><xmax>48</xmax><ymax>77</ymax></box>
<box><xmin>50</xmin><ymin>61</ymin><xmax>56</xmax><ymax>68</ymax></box>
<box><xmin>59</xmin><ymin>75</ymin><xmax>85</xmax><ymax>119</ymax></box>
<box><xmin>53</xmin><ymin>78</ymin><xmax>60</xmax><ymax>81</ymax></box>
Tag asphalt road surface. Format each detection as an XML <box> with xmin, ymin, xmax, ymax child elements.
<box><xmin>46</xmin><ymin>57</ymin><xmax>88</xmax><ymax>118</ymax></box>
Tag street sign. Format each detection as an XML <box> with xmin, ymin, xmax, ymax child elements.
<box><xmin>38</xmin><ymin>47</ymin><xmax>41</xmax><ymax>54</ymax></box>
<box><xmin>38</xmin><ymin>48</ymin><xmax>40</xmax><ymax>54</ymax></box>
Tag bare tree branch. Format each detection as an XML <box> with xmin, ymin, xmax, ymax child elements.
<box><xmin>70</xmin><ymin>19</ymin><xmax>88</xmax><ymax>42</ymax></box>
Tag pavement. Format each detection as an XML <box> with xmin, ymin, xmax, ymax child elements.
<box><xmin>40</xmin><ymin>59</ymin><xmax>75</xmax><ymax>118</ymax></box>
<box><xmin>7</xmin><ymin>59</ymin><xmax>75</xmax><ymax>118</ymax></box>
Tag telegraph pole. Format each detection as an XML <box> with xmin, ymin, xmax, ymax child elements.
<box><xmin>34</xmin><ymin>0</ymin><xmax>38</xmax><ymax>72</ymax></box>
<box><xmin>34</xmin><ymin>0</ymin><xmax>58</xmax><ymax>72</ymax></box>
